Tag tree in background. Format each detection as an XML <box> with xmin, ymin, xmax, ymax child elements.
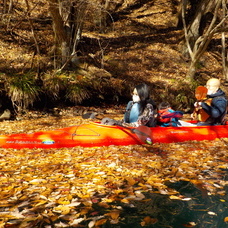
<box><xmin>1</xmin><ymin>0</ymin><xmax>227</xmax><ymax>111</ymax></box>
<box><xmin>180</xmin><ymin>0</ymin><xmax>228</xmax><ymax>80</ymax></box>
<box><xmin>221</xmin><ymin>0</ymin><xmax>228</xmax><ymax>83</ymax></box>
<box><xmin>0</xmin><ymin>0</ymin><xmax>132</xmax><ymax>111</ymax></box>
<box><xmin>48</xmin><ymin>0</ymin><xmax>88</xmax><ymax>71</ymax></box>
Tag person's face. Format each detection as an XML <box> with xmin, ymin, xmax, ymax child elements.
<box><xmin>206</xmin><ymin>81</ymin><xmax>219</xmax><ymax>95</ymax></box>
<box><xmin>132</xmin><ymin>88</ymin><xmax>140</xmax><ymax>102</ymax></box>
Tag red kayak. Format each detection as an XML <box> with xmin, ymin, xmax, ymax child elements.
<box><xmin>0</xmin><ymin>121</ymin><xmax>228</xmax><ymax>149</ymax></box>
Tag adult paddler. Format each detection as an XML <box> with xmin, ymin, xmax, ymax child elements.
<box><xmin>193</xmin><ymin>78</ymin><xmax>227</xmax><ymax>126</ymax></box>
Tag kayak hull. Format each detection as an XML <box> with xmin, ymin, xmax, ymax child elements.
<box><xmin>0</xmin><ymin>123</ymin><xmax>142</xmax><ymax>149</ymax></box>
<box><xmin>1</xmin><ymin>122</ymin><xmax>228</xmax><ymax>149</ymax></box>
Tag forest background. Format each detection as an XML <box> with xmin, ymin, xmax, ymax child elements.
<box><xmin>0</xmin><ymin>0</ymin><xmax>228</xmax><ymax>115</ymax></box>
<box><xmin>1</xmin><ymin>0</ymin><xmax>228</xmax><ymax>228</ymax></box>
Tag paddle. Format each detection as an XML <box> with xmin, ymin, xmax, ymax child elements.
<box><xmin>129</xmin><ymin>125</ymin><xmax>152</xmax><ymax>145</ymax></box>
<box><xmin>82</xmin><ymin>112</ymin><xmax>152</xmax><ymax>145</ymax></box>
<box><xmin>193</xmin><ymin>86</ymin><xmax>208</xmax><ymax>120</ymax></box>
<box><xmin>195</xmin><ymin>86</ymin><xmax>207</xmax><ymax>101</ymax></box>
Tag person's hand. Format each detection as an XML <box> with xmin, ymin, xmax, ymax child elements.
<box><xmin>122</xmin><ymin>122</ymin><xmax>132</xmax><ymax>127</ymax></box>
<box><xmin>194</xmin><ymin>102</ymin><xmax>202</xmax><ymax>107</ymax></box>
<box><xmin>191</xmin><ymin>113</ymin><xmax>195</xmax><ymax>119</ymax></box>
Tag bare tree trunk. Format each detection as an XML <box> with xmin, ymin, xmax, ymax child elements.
<box><xmin>1</xmin><ymin>0</ymin><xmax>14</xmax><ymax>28</ymax></box>
<box><xmin>182</xmin><ymin>0</ymin><xmax>217</xmax><ymax>54</ymax></box>
<box><xmin>182</xmin><ymin>0</ymin><xmax>226</xmax><ymax>80</ymax></box>
<box><xmin>221</xmin><ymin>32</ymin><xmax>228</xmax><ymax>81</ymax></box>
<box><xmin>176</xmin><ymin>0</ymin><xmax>187</xmax><ymax>28</ymax></box>
<box><xmin>24</xmin><ymin>0</ymin><xmax>41</xmax><ymax>76</ymax></box>
<box><xmin>48</xmin><ymin>0</ymin><xmax>88</xmax><ymax>70</ymax></box>
<box><xmin>8</xmin><ymin>0</ymin><xmax>13</xmax><ymax>14</ymax></box>
<box><xmin>3</xmin><ymin>0</ymin><xmax>7</xmax><ymax>14</ymax></box>
<box><xmin>221</xmin><ymin>0</ymin><xmax>228</xmax><ymax>82</ymax></box>
<box><xmin>2</xmin><ymin>0</ymin><xmax>13</xmax><ymax>14</ymax></box>
<box><xmin>48</xmin><ymin>0</ymin><xmax>69</xmax><ymax>68</ymax></box>
<box><xmin>187</xmin><ymin>60</ymin><xmax>197</xmax><ymax>80</ymax></box>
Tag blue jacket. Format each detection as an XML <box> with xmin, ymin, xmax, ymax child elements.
<box><xmin>201</xmin><ymin>88</ymin><xmax>227</xmax><ymax>124</ymax></box>
<box><xmin>124</xmin><ymin>101</ymin><xmax>140</xmax><ymax>123</ymax></box>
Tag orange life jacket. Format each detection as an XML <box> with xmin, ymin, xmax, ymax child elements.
<box><xmin>157</xmin><ymin>108</ymin><xmax>173</xmax><ymax>123</ymax></box>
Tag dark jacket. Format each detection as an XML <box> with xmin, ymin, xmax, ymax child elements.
<box><xmin>124</xmin><ymin>100</ymin><xmax>157</xmax><ymax>127</ymax></box>
<box><xmin>201</xmin><ymin>88</ymin><xmax>227</xmax><ymax>124</ymax></box>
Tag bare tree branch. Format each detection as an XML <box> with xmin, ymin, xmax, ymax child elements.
<box><xmin>183</xmin><ymin>0</ymin><xmax>228</xmax><ymax>80</ymax></box>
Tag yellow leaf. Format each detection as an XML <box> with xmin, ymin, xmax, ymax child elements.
<box><xmin>24</xmin><ymin>214</ymin><xmax>43</xmax><ymax>222</ymax></box>
<box><xmin>57</xmin><ymin>198</ymin><xmax>71</xmax><ymax>205</ymax></box>
<box><xmin>183</xmin><ymin>222</ymin><xmax>197</xmax><ymax>227</ymax></box>
<box><xmin>98</xmin><ymin>202</ymin><xmax>110</xmax><ymax>208</ymax></box>
<box><xmin>80</xmin><ymin>207</ymin><xmax>91</xmax><ymax>215</ymax></box>
<box><xmin>141</xmin><ymin>216</ymin><xmax>158</xmax><ymax>226</ymax></box>
<box><xmin>67</xmin><ymin>194</ymin><xmax>73</xmax><ymax>201</ymax></box>
<box><xmin>144</xmin><ymin>216</ymin><xmax>152</xmax><ymax>223</ymax></box>
<box><xmin>50</xmin><ymin>215</ymin><xmax>59</xmax><ymax>222</ymax></box>
<box><xmin>121</xmin><ymin>198</ymin><xmax>130</xmax><ymax>204</ymax></box>
<box><xmin>125</xmin><ymin>177</ymin><xmax>136</xmax><ymax>186</ymax></box>
<box><xmin>0</xmin><ymin>221</ymin><xmax>6</xmax><ymax>228</ymax></box>
<box><xmin>106</xmin><ymin>210</ymin><xmax>120</xmax><ymax>220</ymax></box>
<box><xmin>88</xmin><ymin>220</ymin><xmax>95</xmax><ymax>228</ymax></box>
<box><xmin>29</xmin><ymin>178</ymin><xmax>47</xmax><ymax>185</ymax></box>
<box><xmin>34</xmin><ymin>200</ymin><xmax>47</xmax><ymax>207</ymax></box>
<box><xmin>147</xmin><ymin>175</ymin><xmax>162</xmax><ymax>185</ymax></box>
<box><xmin>95</xmin><ymin>218</ymin><xmax>107</xmax><ymax>226</ymax></box>
<box><xmin>0</xmin><ymin>200</ymin><xmax>12</xmax><ymax>207</ymax></box>
<box><xmin>53</xmin><ymin>205</ymin><xmax>71</xmax><ymax>215</ymax></box>
<box><xmin>169</xmin><ymin>195</ymin><xmax>182</xmax><ymax>200</ymax></box>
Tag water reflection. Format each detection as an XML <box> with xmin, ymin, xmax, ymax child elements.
<box><xmin>112</xmin><ymin>181</ymin><xmax>228</xmax><ymax>228</ymax></box>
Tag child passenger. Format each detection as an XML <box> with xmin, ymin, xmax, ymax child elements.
<box><xmin>157</xmin><ymin>102</ymin><xmax>183</xmax><ymax>127</ymax></box>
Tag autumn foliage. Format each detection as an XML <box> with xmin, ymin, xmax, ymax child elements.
<box><xmin>0</xmin><ymin>111</ymin><xmax>228</xmax><ymax>227</ymax></box>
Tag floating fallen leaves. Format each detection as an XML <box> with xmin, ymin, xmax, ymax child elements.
<box><xmin>141</xmin><ymin>216</ymin><xmax>158</xmax><ymax>226</ymax></box>
<box><xmin>183</xmin><ymin>221</ymin><xmax>197</xmax><ymax>227</ymax></box>
<box><xmin>0</xmin><ymin>115</ymin><xmax>228</xmax><ymax>227</ymax></box>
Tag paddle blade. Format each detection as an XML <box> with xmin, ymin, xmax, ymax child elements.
<box><xmin>131</xmin><ymin>126</ymin><xmax>152</xmax><ymax>145</ymax></box>
<box><xmin>195</xmin><ymin>86</ymin><xmax>207</xmax><ymax>100</ymax></box>
<box><xmin>162</xmin><ymin>111</ymin><xmax>183</xmax><ymax>119</ymax></box>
